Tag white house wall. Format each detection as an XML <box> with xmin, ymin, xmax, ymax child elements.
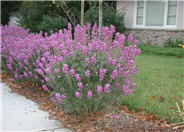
<box><xmin>117</xmin><ymin>0</ymin><xmax>184</xmax><ymax>30</ymax></box>
<box><xmin>117</xmin><ymin>1</ymin><xmax>135</xmax><ymax>29</ymax></box>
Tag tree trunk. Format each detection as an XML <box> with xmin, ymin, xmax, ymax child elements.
<box><xmin>88</xmin><ymin>0</ymin><xmax>91</xmax><ymax>22</ymax></box>
<box><xmin>81</xmin><ymin>0</ymin><xmax>84</xmax><ymax>26</ymax></box>
<box><xmin>99</xmin><ymin>0</ymin><xmax>103</xmax><ymax>38</ymax></box>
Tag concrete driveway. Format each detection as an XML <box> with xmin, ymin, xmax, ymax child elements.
<box><xmin>0</xmin><ymin>82</ymin><xmax>70</xmax><ymax>132</ymax></box>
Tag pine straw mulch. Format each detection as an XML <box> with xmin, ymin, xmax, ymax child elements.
<box><xmin>1</xmin><ymin>72</ymin><xmax>183</xmax><ymax>132</ymax></box>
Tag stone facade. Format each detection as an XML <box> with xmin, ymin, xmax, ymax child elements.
<box><xmin>127</xmin><ymin>29</ymin><xmax>184</xmax><ymax>46</ymax></box>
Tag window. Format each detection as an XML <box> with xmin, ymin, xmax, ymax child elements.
<box><xmin>167</xmin><ymin>1</ymin><xmax>177</xmax><ymax>25</ymax></box>
<box><xmin>145</xmin><ymin>1</ymin><xmax>165</xmax><ymax>26</ymax></box>
<box><xmin>136</xmin><ymin>1</ymin><xmax>144</xmax><ymax>25</ymax></box>
<box><xmin>135</xmin><ymin>0</ymin><xmax>178</xmax><ymax>28</ymax></box>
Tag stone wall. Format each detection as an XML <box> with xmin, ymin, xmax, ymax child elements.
<box><xmin>127</xmin><ymin>29</ymin><xmax>184</xmax><ymax>46</ymax></box>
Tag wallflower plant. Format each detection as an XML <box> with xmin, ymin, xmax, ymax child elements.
<box><xmin>1</xmin><ymin>23</ymin><xmax>140</xmax><ymax>115</ymax></box>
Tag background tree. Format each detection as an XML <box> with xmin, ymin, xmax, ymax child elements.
<box><xmin>1</xmin><ymin>1</ymin><xmax>22</xmax><ymax>25</ymax></box>
<box><xmin>84</xmin><ymin>2</ymin><xmax>125</xmax><ymax>33</ymax></box>
<box><xmin>15</xmin><ymin>1</ymin><xmax>125</xmax><ymax>34</ymax></box>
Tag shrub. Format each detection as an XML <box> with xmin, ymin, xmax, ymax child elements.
<box><xmin>165</xmin><ymin>38</ymin><xmax>184</xmax><ymax>48</ymax></box>
<box><xmin>17</xmin><ymin>1</ymin><xmax>47</xmax><ymax>33</ymax></box>
<box><xmin>36</xmin><ymin>15</ymin><xmax>68</xmax><ymax>35</ymax></box>
<box><xmin>1</xmin><ymin>24</ymin><xmax>140</xmax><ymax>115</ymax></box>
<box><xmin>84</xmin><ymin>3</ymin><xmax>126</xmax><ymax>33</ymax></box>
<box><xmin>45</xmin><ymin>24</ymin><xmax>140</xmax><ymax>114</ymax></box>
<box><xmin>1</xmin><ymin>25</ymin><xmax>47</xmax><ymax>83</ymax></box>
<box><xmin>17</xmin><ymin>1</ymin><xmax>81</xmax><ymax>33</ymax></box>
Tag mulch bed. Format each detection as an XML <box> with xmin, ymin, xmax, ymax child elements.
<box><xmin>1</xmin><ymin>72</ymin><xmax>183</xmax><ymax>132</ymax></box>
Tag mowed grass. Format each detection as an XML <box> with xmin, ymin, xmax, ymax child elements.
<box><xmin>121</xmin><ymin>52</ymin><xmax>184</xmax><ymax>123</ymax></box>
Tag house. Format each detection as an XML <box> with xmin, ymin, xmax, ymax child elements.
<box><xmin>117</xmin><ymin>0</ymin><xmax>184</xmax><ymax>46</ymax></box>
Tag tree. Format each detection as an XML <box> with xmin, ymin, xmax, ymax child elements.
<box><xmin>1</xmin><ymin>1</ymin><xmax>22</xmax><ymax>25</ymax></box>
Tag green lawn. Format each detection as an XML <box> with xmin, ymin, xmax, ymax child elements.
<box><xmin>121</xmin><ymin>48</ymin><xmax>184</xmax><ymax>123</ymax></box>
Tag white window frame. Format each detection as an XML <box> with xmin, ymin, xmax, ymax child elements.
<box><xmin>133</xmin><ymin>0</ymin><xmax>178</xmax><ymax>29</ymax></box>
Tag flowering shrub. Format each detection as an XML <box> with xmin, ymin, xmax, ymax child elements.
<box><xmin>178</xmin><ymin>43</ymin><xmax>184</xmax><ymax>49</ymax></box>
<box><xmin>1</xmin><ymin>23</ymin><xmax>141</xmax><ymax>114</ymax></box>
<box><xmin>1</xmin><ymin>25</ymin><xmax>47</xmax><ymax>83</ymax></box>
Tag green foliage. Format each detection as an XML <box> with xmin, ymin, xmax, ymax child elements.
<box><xmin>17</xmin><ymin>1</ymin><xmax>81</xmax><ymax>33</ymax></box>
<box><xmin>138</xmin><ymin>44</ymin><xmax>184</xmax><ymax>56</ymax></box>
<box><xmin>49</xmin><ymin>51</ymin><xmax>123</xmax><ymax>115</ymax></box>
<box><xmin>1</xmin><ymin>1</ymin><xmax>22</xmax><ymax>25</ymax></box>
<box><xmin>17</xmin><ymin>1</ymin><xmax>47</xmax><ymax>33</ymax></box>
<box><xmin>84</xmin><ymin>2</ymin><xmax>126</xmax><ymax>33</ymax></box>
<box><xmin>165</xmin><ymin>38</ymin><xmax>184</xmax><ymax>48</ymax></box>
<box><xmin>37</xmin><ymin>15</ymin><xmax>68</xmax><ymax>35</ymax></box>
<box><xmin>17</xmin><ymin>1</ymin><xmax>124</xmax><ymax>34</ymax></box>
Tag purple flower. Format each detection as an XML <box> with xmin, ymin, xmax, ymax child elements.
<box><xmin>24</xmin><ymin>67</ymin><xmax>28</xmax><ymax>71</ymax></box>
<box><xmin>55</xmin><ymin>93</ymin><xmax>62</xmax><ymax>103</ymax></box>
<box><xmin>24</xmin><ymin>59</ymin><xmax>29</xmax><ymax>65</ymax></box>
<box><xmin>39</xmin><ymin>63</ymin><xmax>44</xmax><ymax>69</ymax></box>
<box><xmin>18</xmin><ymin>62</ymin><xmax>23</xmax><ymax>68</ymax></box>
<box><xmin>128</xmin><ymin>33</ymin><xmax>133</xmax><ymax>43</ymax></box>
<box><xmin>57</xmin><ymin>56</ymin><xmax>63</xmax><ymax>62</ymax></box>
<box><xmin>42</xmin><ymin>85</ymin><xmax>48</xmax><ymax>91</ymax></box>
<box><xmin>130</xmin><ymin>82</ymin><xmax>136</xmax><ymax>89</ymax></box>
<box><xmin>104</xmin><ymin>83</ymin><xmax>110</xmax><ymax>93</ymax></box>
<box><xmin>68</xmin><ymin>23</ymin><xmax>72</xmax><ymax>30</ymax></box>
<box><xmin>75</xmin><ymin>91</ymin><xmax>80</xmax><ymax>98</ymax></box>
<box><xmin>82</xmin><ymin>45</ymin><xmax>88</xmax><ymax>56</ymax></box>
<box><xmin>69</xmin><ymin>69</ymin><xmax>75</xmax><ymax>76</ymax></box>
<box><xmin>10</xmin><ymin>78</ymin><xmax>15</xmax><ymax>82</ymax></box>
<box><xmin>97</xmin><ymin>85</ymin><xmax>102</xmax><ymax>94</ymax></box>
<box><xmin>85</xmin><ymin>57</ymin><xmax>90</xmax><ymax>65</ymax></box>
<box><xmin>113</xmin><ymin>114</ymin><xmax>118</xmax><ymax>119</ymax></box>
<box><xmin>41</xmin><ymin>57</ymin><xmax>46</xmax><ymax>63</ymax></box>
<box><xmin>29</xmin><ymin>72</ymin><xmax>33</xmax><ymax>77</ymax></box>
<box><xmin>62</xmin><ymin>94</ymin><xmax>67</xmax><ymax>99</ymax></box>
<box><xmin>50</xmin><ymin>97</ymin><xmax>56</xmax><ymax>103</ymax></box>
<box><xmin>115</xmin><ymin>83</ymin><xmax>120</xmax><ymax>88</ymax></box>
<box><xmin>134</xmin><ymin>66</ymin><xmax>138</xmax><ymax>76</ymax></box>
<box><xmin>87</xmin><ymin>90</ymin><xmax>92</xmax><ymax>98</ymax></box>
<box><xmin>122</xmin><ymin>85</ymin><xmax>127</xmax><ymax>92</ymax></box>
<box><xmin>123</xmin><ymin>70</ymin><xmax>130</xmax><ymax>78</ymax></box>
<box><xmin>91</xmin><ymin>54</ymin><xmax>96</xmax><ymax>64</ymax></box>
<box><xmin>55</xmin><ymin>68</ymin><xmax>60</xmax><ymax>73</ymax></box>
<box><xmin>75</xmin><ymin>74</ymin><xmax>81</xmax><ymax>81</ymax></box>
<box><xmin>77</xmin><ymin>82</ymin><xmax>83</xmax><ymax>90</ymax></box>
<box><xmin>110</xmin><ymin>69</ymin><xmax>118</xmax><ymax>80</ymax></box>
<box><xmin>34</xmin><ymin>75</ymin><xmax>39</xmax><ymax>80</ymax></box>
<box><xmin>99</xmin><ymin>68</ymin><xmax>107</xmax><ymax>81</ymax></box>
<box><xmin>62</xmin><ymin>64</ymin><xmax>69</xmax><ymax>73</ymax></box>
<box><xmin>45</xmin><ymin>76</ymin><xmax>50</xmax><ymax>82</ymax></box>
<box><xmin>45</xmin><ymin>68</ymin><xmax>51</xmax><ymax>74</ymax></box>
<box><xmin>85</xmin><ymin>70</ymin><xmax>90</xmax><ymax>78</ymax></box>
<box><xmin>107</xmin><ymin>57</ymin><xmax>116</xmax><ymax>65</ymax></box>
<box><xmin>36</xmin><ymin>69</ymin><xmax>43</xmax><ymax>75</ymax></box>
<box><xmin>41</xmin><ymin>80</ymin><xmax>45</xmax><ymax>84</ymax></box>
<box><xmin>23</xmin><ymin>72</ymin><xmax>28</xmax><ymax>78</ymax></box>
<box><xmin>134</xmin><ymin>40</ymin><xmax>139</xmax><ymax>46</ymax></box>
<box><xmin>60</xmin><ymin>87</ymin><xmax>64</xmax><ymax>91</ymax></box>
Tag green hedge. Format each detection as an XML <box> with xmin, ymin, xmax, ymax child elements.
<box><xmin>138</xmin><ymin>44</ymin><xmax>184</xmax><ymax>57</ymax></box>
<box><xmin>84</xmin><ymin>2</ymin><xmax>126</xmax><ymax>33</ymax></box>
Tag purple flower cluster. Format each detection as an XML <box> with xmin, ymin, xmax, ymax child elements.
<box><xmin>1</xmin><ymin>23</ymin><xmax>141</xmax><ymax>108</ymax></box>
